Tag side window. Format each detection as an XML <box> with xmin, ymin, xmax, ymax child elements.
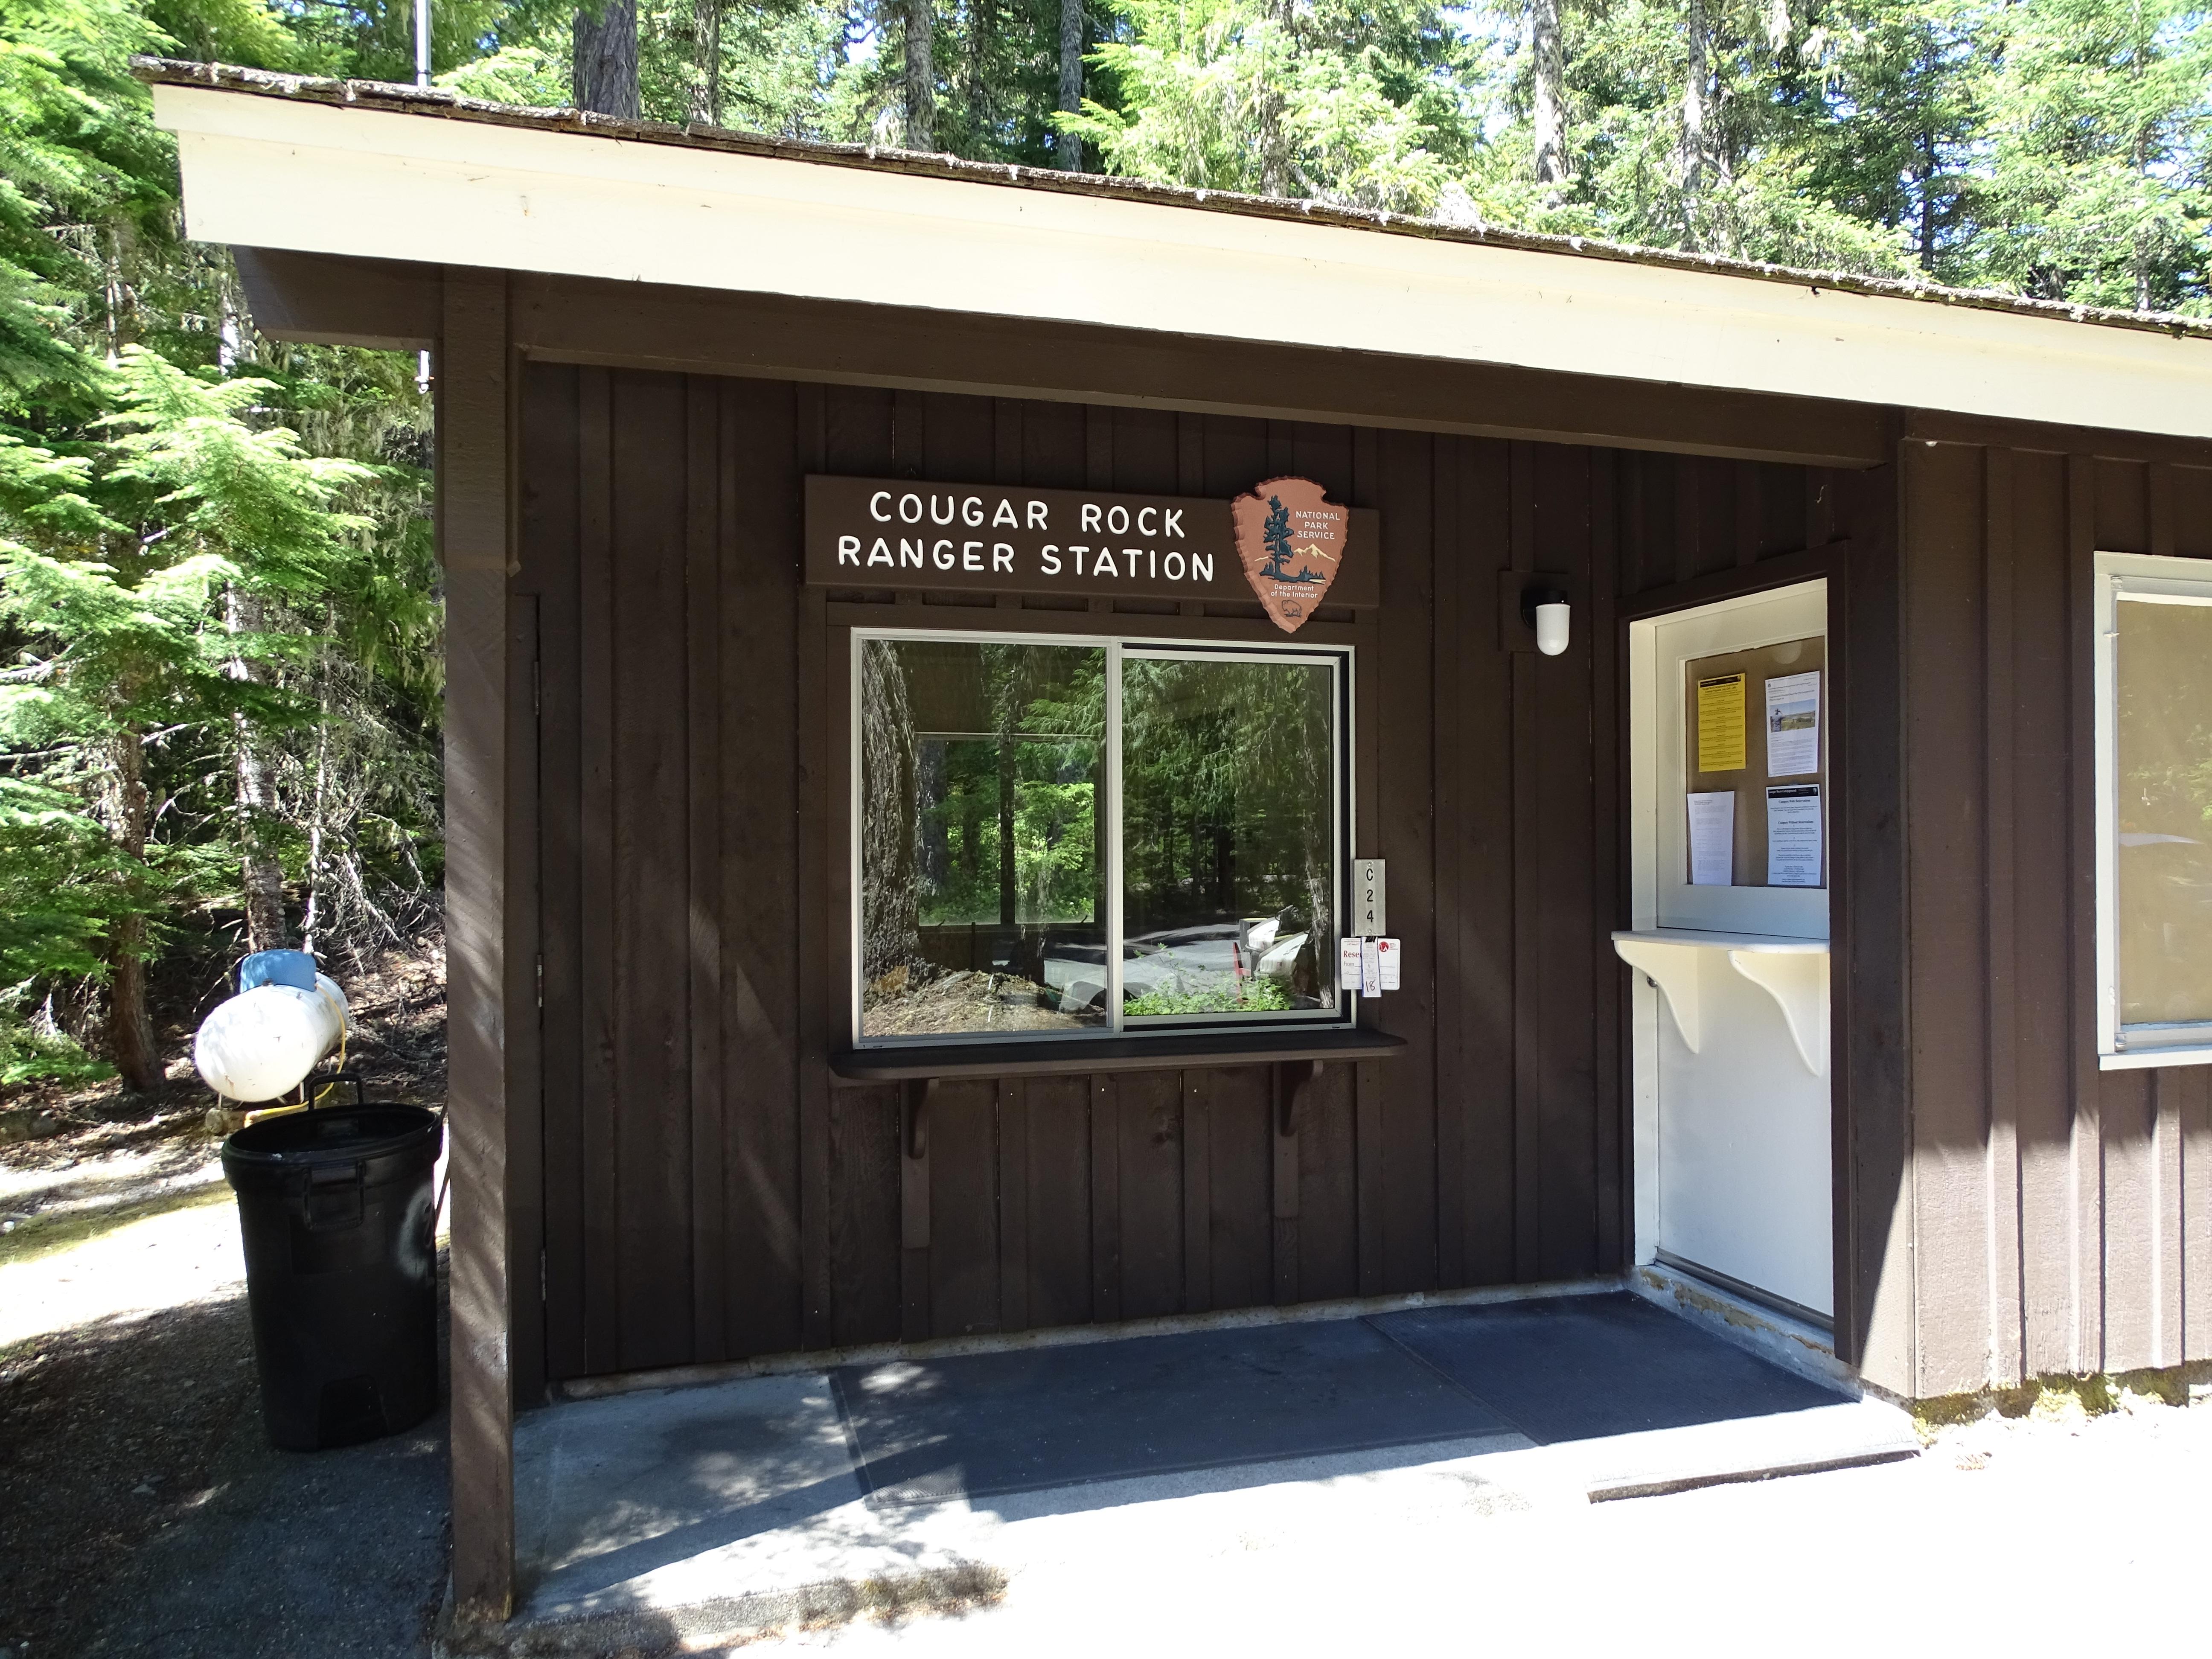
<box><xmin>856</xmin><ymin>634</ymin><xmax>1350</xmax><ymax>1045</ymax></box>
<box><xmin>2096</xmin><ymin>553</ymin><xmax>2212</xmax><ymax>1065</ymax></box>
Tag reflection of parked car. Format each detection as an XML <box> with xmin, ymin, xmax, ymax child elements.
<box><xmin>2119</xmin><ymin>831</ymin><xmax>2212</xmax><ymax>1023</ymax></box>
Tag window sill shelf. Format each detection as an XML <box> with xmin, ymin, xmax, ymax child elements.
<box><xmin>831</xmin><ymin>1026</ymin><xmax>1406</xmax><ymax>1083</ymax></box>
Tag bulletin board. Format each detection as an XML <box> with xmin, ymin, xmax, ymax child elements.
<box><xmin>1680</xmin><ymin>634</ymin><xmax>1826</xmax><ymax>889</ymax></box>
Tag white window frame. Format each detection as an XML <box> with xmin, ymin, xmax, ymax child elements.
<box><xmin>850</xmin><ymin>627</ymin><xmax>1356</xmax><ymax>1047</ymax></box>
<box><xmin>2094</xmin><ymin>550</ymin><xmax>2212</xmax><ymax>1070</ymax></box>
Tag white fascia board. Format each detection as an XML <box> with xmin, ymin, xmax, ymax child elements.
<box><xmin>156</xmin><ymin>84</ymin><xmax>2212</xmax><ymax>442</ymax></box>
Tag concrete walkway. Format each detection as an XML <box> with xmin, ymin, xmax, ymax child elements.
<box><xmin>466</xmin><ymin>1289</ymin><xmax>1919</xmax><ymax>1655</ymax></box>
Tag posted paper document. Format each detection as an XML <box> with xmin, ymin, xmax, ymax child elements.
<box><xmin>1688</xmin><ymin>790</ymin><xmax>1736</xmax><ymax>885</ymax></box>
<box><xmin>1766</xmin><ymin>785</ymin><xmax>1822</xmax><ymax>887</ymax></box>
<box><xmin>1696</xmin><ymin>674</ymin><xmax>1747</xmax><ymax>772</ymax></box>
<box><xmin>1764</xmin><ymin>670</ymin><xmax>1821</xmax><ymax>777</ymax></box>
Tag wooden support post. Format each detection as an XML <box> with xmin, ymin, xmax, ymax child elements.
<box><xmin>442</xmin><ymin>267</ymin><xmax>517</xmax><ymax>1627</ymax></box>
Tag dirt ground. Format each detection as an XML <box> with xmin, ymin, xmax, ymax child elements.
<box><xmin>0</xmin><ymin>939</ymin><xmax>452</xmax><ymax>1659</ymax></box>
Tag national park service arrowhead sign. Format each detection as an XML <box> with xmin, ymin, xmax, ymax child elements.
<box><xmin>804</xmin><ymin>475</ymin><xmax>1376</xmax><ymax>618</ymax></box>
<box><xmin>1231</xmin><ymin>477</ymin><xmax>1350</xmax><ymax>634</ymax></box>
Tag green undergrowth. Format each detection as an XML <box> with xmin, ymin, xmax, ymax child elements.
<box><xmin>1912</xmin><ymin>1360</ymin><xmax>2212</xmax><ymax>1437</ymax></box>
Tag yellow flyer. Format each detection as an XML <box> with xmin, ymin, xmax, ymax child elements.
<box><xmin>1696</xmin><ymin>673</ymin><xmax>1747</xmax><ymax>772</ymax></box>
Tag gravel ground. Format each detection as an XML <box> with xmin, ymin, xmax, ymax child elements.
<box><xmin>0</xmin><ymin>940</ymin><xmax>452</xmax><ymax>1659</ymax></box>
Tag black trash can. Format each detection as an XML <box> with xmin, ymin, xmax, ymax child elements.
<box><xmin>221</xmin><ymin>1102</ymin><xmax>443</xmax><ymax>1451</ymax></box>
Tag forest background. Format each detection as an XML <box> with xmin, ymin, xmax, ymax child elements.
<box><xmin>0</xmin><ymin>0</ymin><xmax>2207</xmax><ymax>1092</ymax></box>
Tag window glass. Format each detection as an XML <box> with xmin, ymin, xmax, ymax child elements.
<box><xmin>2116</xmin><ymin>598</ymin><xmax>2212</xmax><ymax>1029</ymax></box>
<box><xmin>857</xmin><ymin>634</ymin><xmax>1351</xmax><ymax>1042</ymax></box>
<box><xmin>1121</xmin><ymin>654</ymin><xmax>1339</xmax><ymax>1020</ymax></box>
<box><xmin>860</xmin><ymin>639</ymin><xmax>1106</xmax><ymax>1038</ymax></box>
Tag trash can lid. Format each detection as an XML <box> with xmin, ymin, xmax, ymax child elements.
<box><xmin>222</xmin><ymin>1103</ymin><xmax>441</xmax><ymax>1172</ymax></box>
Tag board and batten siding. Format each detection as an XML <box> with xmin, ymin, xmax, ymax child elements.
<box><xmin>1893</xmin><ymin>433</ymin><xmax>2212</xmax><ymax>1397</ymax></box>
<box><xmin>509</xmin><ymin>360</ymin><xmax>1877</xmax><ymax>1389</ymax></box>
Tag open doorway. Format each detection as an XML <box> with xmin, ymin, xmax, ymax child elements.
<box><xmin>1618</xmin><ymin>582</ymin><xmax>1833</xmax><ymax>1324</ymax></box>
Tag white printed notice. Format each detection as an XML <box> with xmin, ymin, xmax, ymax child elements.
<box><xmin>1688</xmin><ymin>790</ymin><xmax>1736</xmax><ymax>886</ymax></box>
<box><xmin>1340</xmin><ymin>937</ymin><xmax>1363</xmax><ymax>991</ymax></box>
<box><xmin>1376</xmin><ymin>938</ymin><xmax>1401</xmax><ymax>991</ymax></box>
<box><xmin>1764</xmin><ymin>670</ymin><xmax>1822</xmax><ymax>777</ymax></box>
<box><xmin>1765</xmin><ymin>785</ymin><xmax>1823</xmax><ymax>888</ymax></box>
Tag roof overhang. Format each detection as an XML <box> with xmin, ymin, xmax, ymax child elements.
<box><xmin>154</xmin><ymin>79</ymin><xmax>2212</xmax><ymax>445</ymax></box>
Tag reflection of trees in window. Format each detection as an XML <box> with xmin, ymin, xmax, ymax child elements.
<box><xmin>1122</xmin><ymin>658</ymin><xmax>1334</xmax><ymax>1001</ymax></box>
<box><xmin>861</xmin><ymin>640</ymin><xmax>919</xmax><ymax>981</ymax></box>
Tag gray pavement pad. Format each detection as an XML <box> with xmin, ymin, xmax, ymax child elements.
<box><xmin>479</xmin><ymin>1292</ymin><xmax>1918</xmax><ymax>1655</ymax></box>
<box><xmin>833</xmin><ymin>1318</ymin><xmax>1518</xmax><ymax>1503</ymax></box>
<box><xmin>1370</xmin><ymin>1290</ymin><xmax>1849</xmax><ymax>1441</ymax></box>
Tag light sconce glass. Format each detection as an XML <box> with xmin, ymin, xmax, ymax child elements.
<box><xmin>1522</xmin><ymin>586</ymin><xmax>1571</xmax><ymax>657</ymax></box>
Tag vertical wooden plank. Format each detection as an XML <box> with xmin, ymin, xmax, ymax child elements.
<box><xmin>993</xmin><ymin>398</ymin><xmax>1025</xmax><ymax>485</ymax></box>
<box><xmin>609</xmin><ymin>370</ymin><xmax>694</xmax><ymax>1372</ymax></box>
<box><xmin>2153</xmin><ymin>1069</ymin><xmax>2186</xmax><ymax>1368</ymax></box>
<box><xmin>1206</xmin><ymin>1067</ymin><xmax>1271</xmax><ymax>1311</ymax></box>
<box><xmin>1182</xmin><ymin>1071</ymin><xmax>1213</xmax><ymax>1311</ymax></box>
<box><xmin>2009</xmin><ymin>451</ymin><xmax>2077</xmax><ymax>1379</ymax></box>
<box><xmin>504</xmin><ymin>597</ymin><xmax>544</xmax><ymax>1409</ymax></box>
<box><xmin>999</xmin><ymin>1079</ymin><xmax>1032</xmax><ymax>1332</ymax></box>
<box><xmin>926</xmin><ymin>1080</ymin><xmax>999</xmax><ymax>1337</ymax></box>
<box><xmin>2183</xmin><ymin>1068</ymin><xmax>2212</xmax><ymax>1362</ymax></box>
<box><xmin>1175</xmin><ymin>412</ymin><xmax>1205</xmax><ymax>496</ymax></box>
<box><xmin>1117</xmin><ymin>1071</ymin><xmax>1183</xmax><ymax>1317</ymax></box>
<box><xmin>1112</xmin><ymin>405</ymin><xmax>1178</xmax><ymax>491</ymax></box>
<box><xmin>1084</xmin><ymin>405</ymin><xmax>1113</xmax><ymax>488</ymax></box>
<box><xmin>1430</xmin><ymin>439</ymin><xmax>1467</xmax><ymax>1291</ymax></box>
<box><xmin>1836</xmin><ymin>457</ymin><xmax>1915</xmax><ymax>1394</ymax></box>
<box><xmin>1090</xmin><ymin>1075</ymin><xmax>1123</xmax><ymax>1322</ymax></box>
<box><xmin>797</xmin><ymin>384</ymin><xmax>836</xmax><ymax>1350</ymax></box>
<box><xmin>1533</xmin><ymin>445</ymin><xmax>1598</xmax><ymax>1281</ymax></box>
<box><xmin>576</xmin><ymin>366</ymin><xmax>620</xmax><ymax>1374</ymax></box>
<box><xmin>1272</xmin><ymin>1062</ymin><xmax>1301</xmax><ymax>1305</ymax></box>
<box><xmin>1509</xmin><ymin>441</ymin><xmax>1542</xmax><ymax>1282</ymax></box>
<box><xmin>1902</xmin><ymin>439</ymin><xmax>1993</xmax><ymax>1396</ymax></box>
<box><xmin>1355</xmin><ymin>1059</ymin><xmax>1385</xmax><ymax>1295</ymax></box>
<box><xmin>1024</xmin><ymin>1077</ymin><xmax>1092</xmax><ymax>1329</ymax></box>
<box><xmin>1982</xmin><ymin>446</ymin><xmax>2025</xmax><ymax>1386</ymax></box>
<box><xmin>1734</xmin><ymin>460</ymin><xmax>1761</xmax><ymax>566</ymax></box>
<box><xmin>830</xmin><ymin>1088</ymin><xmax>903</xmax><ymax>1346</ymax></box>
<box><xmin>1672</xmin><ymin>457</ymin><xmax>1700</xmax><ymax>585</ymax></box>
<box><xmin>440</xmin><ymin>266</ymin><xmax>515</xmax><ymax>1623</ymax></box>
<box><xmin>524</xmin><ymin>364</ymin><xmax>587</xmax><ymax>1385</ymax></box>
<box><xmin>1377</xmin><ymin>428</ymin><xmax>1439</xmax><ymax>1292</ymax></box>
<box><xmin>1589</xmin><ymin>449</ymin><xmax>1625</xmax><ymax>1272</ymax></box>
<box><xmin>1459</xmin><ymin>440</ymin><xmax>1517</xmax><ymax>1286</ymax></box>
<box><xmin>1295</xmin><ymin>1065</ymin><xmax>1359</xmax><ymax>1300</ymax></box>
<box><xmin>2099</xmin><ymin>1070</ymin><xmax>2156</xmax><ymax>1369</ymax></box>
<box><xmin>722</xmin><ymin>379</ymin><xmax>803</xmax><ymax>1358</ymax></box>
<box><xmin>2066</xmin><ymin>452</ymin><xmax>2104</xmax><ymax>1374</ymax></box>
<box><xmin>685</xmin><ymin>376</ymin><xmax>727</xmax><ymax>1365</ymax></box>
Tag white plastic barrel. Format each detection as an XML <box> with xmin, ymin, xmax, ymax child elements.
<box><xmin>194</xmin><ymin>975</ymin><xmax>349</xmax><ymax>1103</ymax></box>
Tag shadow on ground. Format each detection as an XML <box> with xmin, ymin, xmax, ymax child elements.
<box><xmin>0</xmin><ymin>1259</ymin><xmax>451</xmax><ymax>1659</ymax></box>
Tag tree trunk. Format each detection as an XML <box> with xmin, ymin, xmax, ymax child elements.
<box><xmin>1678</xmin><ymin>0</ymin><xmax>1713</xmax><ymax>251</ymax></box>
<box><xmin>860</xmin><ymin>642</ymin><xmax>920</xmax><ymax>980</ymax></box>
<box><xmin>225</xmin><ymin>585</ymin><xmax>288</xmax><ymax>954</ymax></box>
<box><xmin>997</xmin><ymin>739</ymin><xmax>1017</xmax><ymax>927</ymax></box>
<box><xmin>690</xmin><ymin>0</ymin><xmax>722</xmax><ymax>125</ymax></box>
<box><xmin>1057</xmin><ymin>0</ymin><xmax>1085</xmax><ymax>169</ymax></box>
<box><xmin>1531</xmin><ymin>0</ymin><xmax>1567</xmax><ymax>196</ymax></box>
<box><xmin>108</xmin><ymin>728</ymin><xmax>159</xmax><ymax>1092</ymax></box>
<box><xmin>1256</xmin><ymin>0</ymin><xmax>1295</xmax><ymax>197</ymax></box>
<box><xmin>573</xmin><ymin>0</ymin><xmax>640</xmax><ymax>119</ymax></box>
<box><xmin>904</xmin><ymin>0</ymin><xmax>936</xmax><ymax>151</ymax></box>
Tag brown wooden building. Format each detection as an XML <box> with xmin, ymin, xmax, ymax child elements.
<box><xmin>147</xmin><ymin>59</ymin><xmax>2212</xmax><ymax>1623</ymax></box>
